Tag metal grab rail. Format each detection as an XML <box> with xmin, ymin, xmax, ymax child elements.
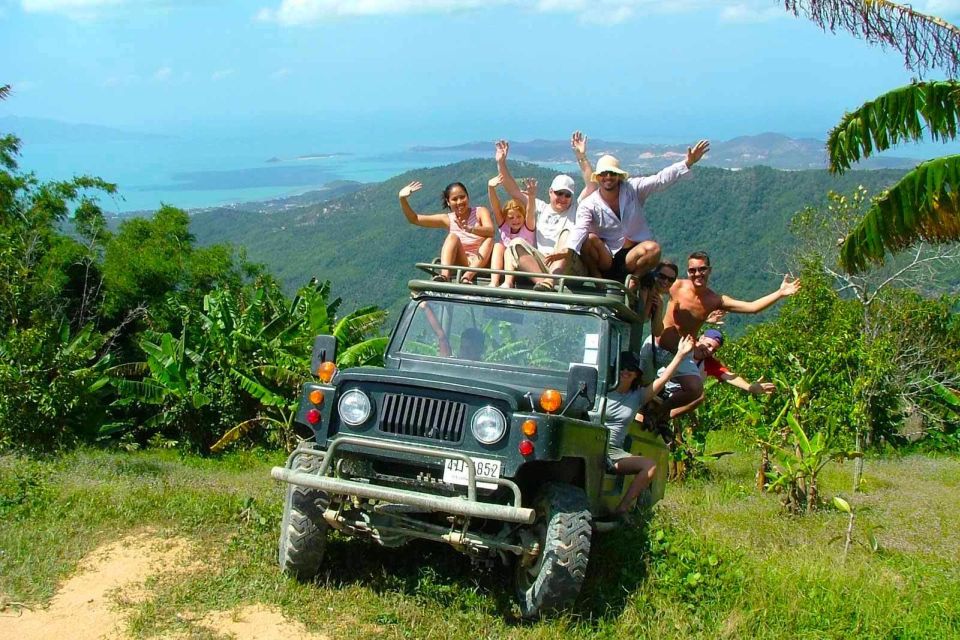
<box><xmin>414</xmin><ymin>262</ymin><xmax>638</xmax><ymax>306</ymax></box>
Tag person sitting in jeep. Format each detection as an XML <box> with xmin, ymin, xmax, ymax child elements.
<box><xmin>606</xmin><ymin>336</ymin><xmax>693</xmax><ymax>515</ymax></box>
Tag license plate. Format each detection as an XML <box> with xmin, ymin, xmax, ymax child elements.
<box><xmin>443</xmin><ymin>457</ymin><xmax>501</xmax><ymax>490</ymax></box>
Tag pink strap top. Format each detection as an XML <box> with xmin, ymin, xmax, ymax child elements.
<box><xmin>449</xmin><ymin>208</ymin><xmax>484</xmax><ymax>254</ymax></box>
<box><xmin>498</xmin><ymin>220</ymin><xmax>535</xmax><ymax>247</ymax></box>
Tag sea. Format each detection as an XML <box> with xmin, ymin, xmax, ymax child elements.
<box><xmin>14</xmin><ymin>129</ymin><xmax>497</xmax><ymax>214</ymax></box>
<box><xmin>11</xmin><ymin>119</ymin><xmax>954</xmax><ymax>216</ymax></box>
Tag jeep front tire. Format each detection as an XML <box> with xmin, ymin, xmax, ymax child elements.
<box><xmin>278</xmin><ymin>445</ymin><xmax>329</xmax><ymax>580</ymax></box>
<box><xmin>514</xmin><ymin>482</ymin><xmax>592</xmax><ymax>619</ymax></box>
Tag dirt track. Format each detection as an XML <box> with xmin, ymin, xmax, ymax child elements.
<box><xmin>0</xmin><ymin>534</ymin><xmax>327</xmax><ymax>640</ymax></box>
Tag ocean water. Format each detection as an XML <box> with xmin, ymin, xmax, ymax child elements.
<box><xmin>13</xmin><ymin>128</ymin><xmax>485</xmax><ymax>214</ymax></box>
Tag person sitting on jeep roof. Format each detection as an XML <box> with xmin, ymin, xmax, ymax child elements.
<box><xmin>398</xmin><ymin>180</ymin><xmax>495</xmax><ymax>284</ymax></box>
<box><xmin>493</xmin><ymin>134</ymin><xmax>595</xmax><ymax>290</ymax></box>
<box><xmin>606</xmin><ymin>336</ymin><xmax>693</xmax><ymax>516</ymax></box>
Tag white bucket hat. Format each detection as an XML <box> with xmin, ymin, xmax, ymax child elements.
<box><xmin>592</xmin><ymin>155</ymin><xmax>629</xmax><ymax>181</ymax></box>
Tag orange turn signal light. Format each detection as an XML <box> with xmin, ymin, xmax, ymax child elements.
<box><xmin>309</xmin><ymin>389</ymin><xmax>324</xmax><ymax>405</ymax></box>
<box><xmin>539</xmin><ymin>389</ymin><xmax>562</xmax><ymax>414</ymax></box>
<box><xmin>521</xmin><ymin>419</ymin><xmax>537</xmax><ymax>437</ymax></box>
<box><xmin>317</xmin><ymin>361</ymin><xmax>337</xmax><ymax>383</ymax></box>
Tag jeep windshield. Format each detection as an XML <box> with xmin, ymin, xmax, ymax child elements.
<box><xmin>396</xmin><ymin>299</ymin><xmax>604</xmax><ymax>373</ymax></box>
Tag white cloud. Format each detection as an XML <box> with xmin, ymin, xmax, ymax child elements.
<box><xmin>720</xmin><ymin>3</ymin><xmax>784</xmax><ymax>24</ymax></box>
<box><xmin>153</xmin><ymin>66</ymin><xmax>172</xmax><ymax>81</ymax></box>
<box><xmin>211</xmin><ymin>68</ymin><xmax>234</xmax><ymax>81</ymax></box>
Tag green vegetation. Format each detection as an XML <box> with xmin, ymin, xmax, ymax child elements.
<box><xmin>1</xmin><ymin>441</ymin><xmax>957</xmax><ymax>638</ymax></box>
<box><xmin>189</xmin><ymin>158</ymin><xmax>918</xmax><ymax>333</ymax></box>
<box><xmin>0</xmin><ymin>88</ymin><xmax>385</xmax><ymax>454</ymax></box>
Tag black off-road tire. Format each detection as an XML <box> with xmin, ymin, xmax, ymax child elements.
<box><xmin>278</xmin><ymin>445</ymin><xmax>329</xmax><ymax>580</ymax></box>
<box><xmin>514</xmin><ymin>482</ymin><xmax>592</xmax><ymax>619</ymax></box>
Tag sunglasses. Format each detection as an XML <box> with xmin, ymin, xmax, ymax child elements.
<box><xmin>688</xmin><ymin>267</ymin><xmax>711</xmax><ymax>275</ymax></box>
<box><xmin>597</xmin><ymin>171</ymin><xmax>619</xmax><ymax>178</ymax></box>
<box><xmin>656</xmin><ymin>272</ymin><xmax>677</xmax><ymax>283</ymax></box>
<box><xmin>553</xmin><ymin>190</ymin><xmax>573</xmax><ymax>198</ymax></box>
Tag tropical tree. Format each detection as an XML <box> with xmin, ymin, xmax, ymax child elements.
<box><xmin>114</xmin><ymin>278</ymin><xmax>388</xmax><ymax>452</ymax></box>
<box><xmin>780</xmin><ymin>1</ymin><xmax>960</xmax><ymax>271</ymax></box>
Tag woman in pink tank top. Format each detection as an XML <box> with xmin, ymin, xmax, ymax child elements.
<box><xmin>487</xmin><ymin>174</ymin><xmax>536</xmax><ymax>288</ymax></box>
<box><xmin>398</xmin><ymin>180</ymin><xmax>494</xmax><ymax>283</ymax></box>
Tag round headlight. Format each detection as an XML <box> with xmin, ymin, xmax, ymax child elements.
<box><xmin>471</xmin><ymin>406</ymin><xmax>507</xmax><ymax>444</ymax></box>
<box><xmin>338</xmin><ymin>389</ymin><xmax>371</xmax><ymax>426</ymax></box>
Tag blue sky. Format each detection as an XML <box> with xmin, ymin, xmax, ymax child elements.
<box><xmin>4</xmin><ymin>0</ymin><xmax>960</xmax><ymax>145</ymax></box>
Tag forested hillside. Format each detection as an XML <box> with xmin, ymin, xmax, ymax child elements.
<box><xmin>190</xmin><ymin>159</ymin><xmax>909</xmax><ymax>328</ymax></box>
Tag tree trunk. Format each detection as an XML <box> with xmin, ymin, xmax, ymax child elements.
<box><xmin>853</xmin><ymin>429</ymin><xmax>864</xmax><ymax>493</ymax></box>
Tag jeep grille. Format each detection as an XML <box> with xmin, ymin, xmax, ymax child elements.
<box><xmin>378</xmin><ymin>393</ymin><xmax>467</xmax><ymax>442</ymax></box>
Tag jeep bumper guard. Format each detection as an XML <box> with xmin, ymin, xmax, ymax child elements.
<box><xmin>271</xmin><ymin>436</ymin><xmax>535</xmax><ymax>524</ymax></box>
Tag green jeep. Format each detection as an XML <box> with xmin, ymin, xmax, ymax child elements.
<box><xmin>271</xmin><ymin>264</ymin><xmax>669</xmax><ymax>618</ymax></box>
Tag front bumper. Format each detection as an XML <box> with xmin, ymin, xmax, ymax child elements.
<box><xmin>271</xmin><ymin>436</ymin><xmax>535</xmax><ymax>524</ymax></box>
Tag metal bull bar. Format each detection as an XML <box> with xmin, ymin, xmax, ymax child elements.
<box><xmin>271</xmin><ymin>436</ymin><xmax>536</xmax><ymax>524</ymax></box>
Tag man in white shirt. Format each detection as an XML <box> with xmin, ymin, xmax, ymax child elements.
<box><xmin>568</xmin><ymin>140</ymin><xmax>710</xmax><ymax>281</ymax></box>
<box><xmin>495</xmin><ymin>133</ymin><xmax>596</xmax><ymax>290</ymax></box>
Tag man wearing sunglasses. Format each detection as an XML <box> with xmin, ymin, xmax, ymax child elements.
<box><xmin>661</xmin><ymin>328</ymin><xmax>777</xmax><ymax>423</ymax></box>
<box><xmin>494</xmin><ymin>134</ymin><xmax>596</xmax><ymax>290</ymax></box>
<box><xmin>643</xmin><ymin>250</ymin><xmax>800</xmax><ymax>421</ymax></box>
<box><xmin>567</xmin><ymin>140</ymin><xmax>710</xmax><ymax>283</ymax></box>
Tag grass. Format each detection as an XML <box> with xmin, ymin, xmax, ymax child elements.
<box><xmin>1</xmin><ymin>435</ymin><xmax>959</xmax><ymax>639</ymax></box>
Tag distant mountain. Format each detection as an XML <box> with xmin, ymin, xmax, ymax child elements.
<box><xmin>412</xmin><ymin>133</ymin><xmax>918</xmax><ymax>171</ymax></box>
<box><xmin>0</xmin><ymin>116</ymin><xmax>169</xmax><ymax>144</ymax></box>
<box><xmin>190</xmin><ymin>158</ymin><xmax>916</xmax><ymax>333</ymax></box>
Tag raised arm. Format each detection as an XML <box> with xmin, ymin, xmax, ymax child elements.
<box><xmin>495</xmin><ymin>139</ymin><xmax>526</xmax><ymax>202</ymax></box>
<box><xmin>399</xmin><ymin>181</ymin><xmax>449</xmax><ymax>229</ymax></box>
<box><xmin>630</xmin><ymin>139</ymin><xmax>709</xmax><ymax>200</ymax></box>
<box><xmin>649</xmin><ymin>335</ymin><xmax>694</xmax><ymax>398</ymax></box>
<box><xmin>571</xmin><ymin>130</ymin><xmax>596</xmax><ymax>200</ymax></box>
<box><xmin>421</xmin><ymin>302</ymin><xmax>451</xmax><ymax>357</ymax></box>
<box><xmin>722</xmin><ymin>373</ymin><xmax>776</xmax><ymax>395</ymax></box>
<box><xmin>721</xmin><ymin>274</ymin><xmax>801</xmax><ymax>314</ymax></box>
<box><xmin>487</xmin><ymin>174</ymin><xmax>505</xmax><ymax>227</ymax></box>
<box><xmin>523</xmin><ymin>177</ymin><xmax>538</xmax><ymax>231</ymax></box>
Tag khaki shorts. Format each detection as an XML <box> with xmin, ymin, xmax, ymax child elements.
<box><xmin>506</xmin><ymin>231</ymin><xmax>588</xmax><ymax>277</ymax></box>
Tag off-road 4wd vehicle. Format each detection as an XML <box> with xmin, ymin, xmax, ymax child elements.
<box><xmin>272</xmin><ymin>264</ymin><xmax>669</xmax><ymax>618</ymax></box>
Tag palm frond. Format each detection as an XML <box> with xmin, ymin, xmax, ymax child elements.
<box><xmin>112</xmin><ymin>378</ymin><xmax>170</xmax><ymax>404</ymax></box>
<box><xmin>782</xmin><ymin>0</ymin><xmax>960</xmax><ymax>77</ymax></box>
<box><xmin>839</xmin><ymin>154</ymin><xmax>960</xmax><ymax>272</ymax></box>
<box><xmin>828</xmin><ymin>81</ymin><xmax>960</xmax><ymax>174</ymax></box>
<box><xmin>332</xmin><ymin>306</ymin><xmax>387</xmax><ymax>347</ymax></box>
<box><xmin>230</xmin><ymin>368</ymin><xmax>290</xmax><ymax>407</ymax></box>
<box><xmin>336</xmin><ymin>337</ymin><xmax>388</xmax><ymax>368</ymax></box>
<box><xmin>105</xmin><ymin>361</ymin><xmax>149</xmax><ymax>377</ymax></box>
<box><xmin>210</xmin><ymin>417</ymin><xmax>276</xmax><ymax>453</ymax></box>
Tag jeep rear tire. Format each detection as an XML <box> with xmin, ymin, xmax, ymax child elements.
<box><xmin>514</xmin><ymin>482</ymin><xmax>592</xmax><ymax>619</ymax></box>
<box><xmin>278</xmin><ymin>445</ymin><xmax>329</xmax><ymax>580</ymax></box>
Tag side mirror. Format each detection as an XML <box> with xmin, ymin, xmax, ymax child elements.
<box><xmin>311</xmin><ymin>335</ymin><xmax>337</xmax><ymax>376</ymax></box>
<box><xmin>563</xmin><ymin>365</ymin><xmax>597</xmax><ymax>417</ymax></box>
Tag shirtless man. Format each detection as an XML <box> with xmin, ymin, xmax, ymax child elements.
<box><xmin>641</xmin><ymin>250</ymin><xmax>800</xmax><ymax>417</ymax></box>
